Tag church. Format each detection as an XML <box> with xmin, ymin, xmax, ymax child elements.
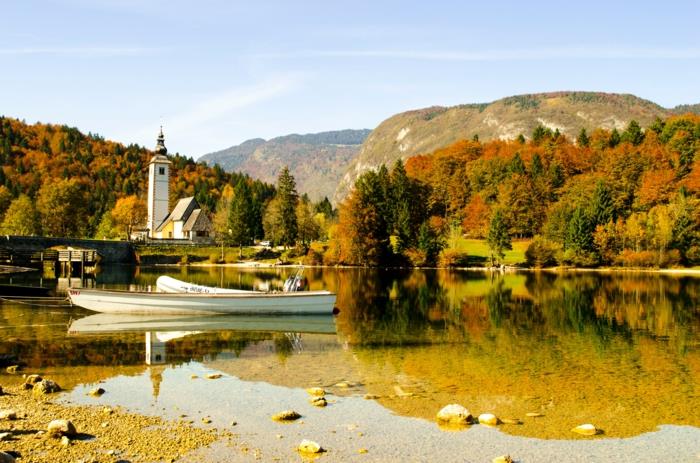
<box><xmin>146</xmin><ymin>129</ymin><xmax>213</xmax><ymax>242</ymax></box>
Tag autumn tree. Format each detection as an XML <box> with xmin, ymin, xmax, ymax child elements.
<box><xmin>111</xmin><ymin>195</ymin><xmax>147</xmax><ymax>240</ymax></box>
<box><xmin>296</xmin><ymin>198</ymin><xmax>320</xmax><ymax>253</ymax></box>
<box><xmin>36</xmin><ymin>178</ymin><xmax>85</xmax><ymax>237</ymax></box>
<box><xmin>0</xmin><ymin>195</ymin><xmax>39</xmax><ymax>235</ymax></box>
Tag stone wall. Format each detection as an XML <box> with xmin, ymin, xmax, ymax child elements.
<box><xmin>0</xmin><ymin>236</ymin><xmax>135</xmax><ymax>264</ymax></box>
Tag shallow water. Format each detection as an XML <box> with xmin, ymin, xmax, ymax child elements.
<box><xmin>1</xmin><ymin>266</ymin><xmax>699</xmax><ymax>461</ymax></box>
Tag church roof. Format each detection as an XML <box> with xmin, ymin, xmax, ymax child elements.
<box><xmin>183</xmin><ymin>208</ymin><xmax>212</xmax><ymax>232</ymax></box>
<box><xmin>155</xmin><ymin>197</ymin><xmax>198</xmax><ymax>232</ymax></box>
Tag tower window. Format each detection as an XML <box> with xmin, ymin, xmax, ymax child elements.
<box><xmin>158</xmin><ymin>167</ymin><xmax>165</xmax><ymax>175</ymax></box>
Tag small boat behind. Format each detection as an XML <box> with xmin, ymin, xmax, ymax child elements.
<box><xmin>156</xmin><ymin>275</ymin><xmax>259</xmax><ymax>294</ymax></box>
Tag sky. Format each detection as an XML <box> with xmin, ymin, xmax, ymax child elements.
<box><xmin>1</xmin><ymin>0</ymin><xmax>699</xmax><ymax>158</ymax></box>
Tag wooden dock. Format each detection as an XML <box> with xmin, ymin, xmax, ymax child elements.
<box><xmin>0</xmin><ymin>247</ymin><xmax>98</xmax><ymax>276</ymax></box>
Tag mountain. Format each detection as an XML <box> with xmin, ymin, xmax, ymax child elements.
<box><xmin>199</xmin><ymin>129</ymin><xmax>371</xmax><ymax>201</ymax></box>
<box><xmin>334</xmin><ymin>92</ymin><xmax>700</xmax><ymax>202</ymax></box>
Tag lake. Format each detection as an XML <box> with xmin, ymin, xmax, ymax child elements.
<box><xmin>1</xmin><ymin>266</ymin><xmax>699</xmax><ymax>462</ymax></box>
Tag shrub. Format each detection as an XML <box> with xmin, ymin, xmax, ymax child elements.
<box><xmin>559</xmin><ymin>248</ymin><xmax>599</xmax><ymax>267</ymax></box>
<box><xmin>438</xmin><ymin>249</ymin><xmax>470</xmax><ymax>268</ymax></box>
<box><xmin>525</xmin><ymin>236</ymin><xmax>559</xmax><ymax>268</ymax></box>
<box><xmin>254</xmin><ymin>247</ymin><xmax>280</xmax><ymax>260</ymax></box>
<box><xmin>405</xmin><ymin>248</ymin><xmax>428</xmax><ymax>267</ymax></box>
<box><xmin>303</xmin><ymin>248</ymin><xmax>323</xmax><ymax>266</ymax></box>
<box><xmin>615</xmin><ymin>249</ymin><xmax>657</xmax><ymax>267</ymax></box>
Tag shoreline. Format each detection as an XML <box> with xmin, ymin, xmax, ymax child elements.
<box><xmin>148</xmin><ymin>260</ymin><xmax>700</xmax><ymax>275</ymax></box>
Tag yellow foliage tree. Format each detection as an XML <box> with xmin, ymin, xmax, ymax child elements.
<box><xmin>111</xmin><ymin>195</ymin><xmax>147</xmax><ymax>240</ymax></box>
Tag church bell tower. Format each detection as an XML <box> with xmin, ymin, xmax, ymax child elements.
<box><xmin>147</xmin><ymin>127</ymin><xmax>172</xmax><ymax>237</ymax></box>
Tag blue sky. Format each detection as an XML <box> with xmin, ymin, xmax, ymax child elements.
<box><xmin>1</xmin><ymin>0</ymin><xmax>699</xmax><ymax>157</ymax></box>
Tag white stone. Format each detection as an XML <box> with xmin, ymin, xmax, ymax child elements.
<box><xmin>298</xmin><ymin>439</ymin><xmax>322</xmax><ymax>454</ymax></box>
<box><xmin>436</xmin><ymin>404</ymin><xmax>472</xmax><ymax>425</ymax></box>
<box><xmin>572</xmin><ymin>423</ymin><xmax>599</xmax><ymax>436</ymax></box>
<box><xmin>478</xmin><ymin>413</ymin><xmax>499</xmax><ymax>426</ymax></box>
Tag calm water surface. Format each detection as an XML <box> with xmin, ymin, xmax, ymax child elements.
<box><xmin>1</xmin><ymin>266</ymin><xmax>699</xmax><ymax>459</ymax></box>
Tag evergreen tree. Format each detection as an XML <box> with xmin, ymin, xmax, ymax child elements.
<box><xmin>314</xmin><ymin>197</ymin><xmax>334</xmax><ymax>218</ymax></box>
<box><xmin>509</xmin><ymin>153</ymin><xmax>526</xmax><ymax>175</ymax></box>
<box><xmin>228</xmin><ymin>180</ymin><xmax>253</xmax><ymax>257</ymax></box>
<box><xmin>609</xmin><ymin>128</ymin><xmax>621</xmax><ymax>148</ymax></box>
<box><xmin>589</xmin><ymin>181</ymin><xmax>615</xmax><ymax>226</ymax></box>
<box><xmin>530</xmin><ymin>153</ymin><xmax>543</xmax><ymax>178</ymax></box>
<box><xmin>276</xmin><ymin>167</ymin><xmax>298</xmax><ymax>248</ymax></box>
<box><xmin>577</xmin><ymin>128</ymin><xmax>590</xmax><ymax>147</ymax></box>
<box><xmin>621</xmin><ymin>120</ymin><xmax>645</xmax><ymax>146</ymax></box>
<box><xmin>565</xmin><ymin>206</ymin><xmax>594</xmax><ymax>252</ymax></box>
<box><xmin>486</xmin><ymin>209</ymin><xmax>512</xmax><ymax>265</ymax></box>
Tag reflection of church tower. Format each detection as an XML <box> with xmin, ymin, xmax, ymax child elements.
<box><xmin>147</xmin><ymin>127</ymin><xmax>172</xmax><ymax>237</ymax></box>
<box><xmin>146</xmin><ymin>332</ymin><xmax>167</xmax><ymax>365</ymax></box>
<box><xmin>149</xmin><ymin>366</ymin><xmax>164</xmax><ymax>399</ymax></box>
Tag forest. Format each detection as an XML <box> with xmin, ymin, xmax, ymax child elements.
<box><xmin>0</xmin><ymin>117</ymin><xmax>275</xmax><ymax>240</ymax></box>
<box><xmin>326</xmin><ymin>114</ymin><xmax>700</xmax><ymax>268</ymax></box>
<box><xmin>2</xmin><ymin>114</ymin><xmax>700</xmax><ymax>269</ymax></box>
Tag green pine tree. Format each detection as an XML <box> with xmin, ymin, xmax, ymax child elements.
<box><xmin>487</xmin><ymin>209</ymin><xmax>512</xmax><ymax>265</ymax></box>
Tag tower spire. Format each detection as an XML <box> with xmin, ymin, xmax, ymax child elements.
<box><xmin>155</xmin><ymin>126</ymin><xmax>167</xmax><ymax>156</ymax></box>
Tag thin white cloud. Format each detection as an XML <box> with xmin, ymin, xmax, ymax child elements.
<box><xmin>0</xmin><ymin>46</ymin><xmax>162</xmax><ymax>57</ymax></box>
<box><xmin>122</xmin><ymin>74</ymin><xmax>307</xmax><ymax>154</ymax></box>
<box><xmin>256</xmin><ymin>46</ymin><xmax>700</xmax><ymax>61</ymax></box>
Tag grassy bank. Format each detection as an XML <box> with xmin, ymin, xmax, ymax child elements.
<box><xmin>448</xmin><ymin>238</ymin><xmax>531</xmax><ymax>266</ymax></box>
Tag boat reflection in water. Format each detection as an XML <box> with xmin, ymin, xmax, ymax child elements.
<box><xmin>68</xmin><ymin>313</ymin><xmax>338</xmax><ymax>365</ymax></box>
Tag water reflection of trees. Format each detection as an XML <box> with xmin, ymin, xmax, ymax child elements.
<box><xmin>332</xmin><ymin>269</ymin><xmax>700</xmax><ymax>350</ymax></box>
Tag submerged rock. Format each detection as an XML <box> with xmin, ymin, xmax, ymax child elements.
<box><xmin>306</xmin><ymin>387</ymin><xmax>325</xmax><ymax>396</ymax></box>
<box><xmin>0</xmin><ymin>432</ymin><xmax>11</xmax><ymax>441</ymax></box>
<box><xmin>310</xmin><ymin>397</ymin><xmax>327</xmax><ymax>407</ymax></box>
<box><xmin>501</xmin><ymin>418</ymin><xmax>522</xmax><ymax>425</ymax></box>
<box><xmin>205</xmin><ymin>373</ymin><xmax>222</xmax><ymax>379</ymax></box>
<box><xmin>436</xmin><ymin>404</ymin><xmax>473</xmax><ymax>425</ymax></box>
<box><xmin>525</xmin><ymin>412</ymin><xmax>543</xmax><ymax>417</ymax></box>
<box><xmin>5</xmin><ymin>365</ymin><xmax>19</xmax><ymax>374</ymax></box>
<box><xmin>363</xmin><ymin>394</ymin><xmax>379</xmax><ymax>400</ymax></box>
<box><xmin>0</xmin><ymin>410</ymin><xmax>17</xmax><ymax>420</ymax></box>
<box><xmin>572</xmin><ymin>423</ymin><xmax>599</xmax><ymax>436</ymax></box>
<box><xmin>88</xmin><ymin>387</ymin><xmax>105</xmax><ymax>397</ymax></box>
<box><xmin>23</xmin><ymin>374</ymin><xmax>42</xmax><ymax>389</ymax></box>
<box><xmin>478</xmin><ymin>413</ymin><xmax>500</xmax><ymax>426</ymax></box>
<box><xmin>298</xmin><ymin>439</ymin><xmax>323</xmax><ymax>454</ymax></box>
<box><xmin>47</xmin><ymin>419</ymin><xmax>77</xmax><ymax>438</ymax></box>
<box><xmin>271</xmin><ymin>410</ymin><xmax>301</xmax><ymax>422</ymax></box>
<box><xmin>0</xmin><ymin>452</ymin><xmax>15</xmax><ymax>463</ymax></box>
<box><xmin>33</xmin><ymin>380</ymin><xmax>61</xmax><ymax>396</ymax></box>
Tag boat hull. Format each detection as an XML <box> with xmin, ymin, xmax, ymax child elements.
<box><xmin>68</xmin><ymin>289</ymin><xmax>337</xmax><ymax>315</ymax></box>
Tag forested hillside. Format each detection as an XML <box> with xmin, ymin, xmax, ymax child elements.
<box><xmin>0</xmin><ymin>117</ymin><xmax>274</xmax><ymax>238</ymax></box>
<box><xmin>327</xmin><ymin>114</ymin><xmax>700</xmax><ymax>268</ymax></box>
<box><xmin>335</xmin><ymin>92</ymin><xmax>700</xmax><ymax>202</ymax></box>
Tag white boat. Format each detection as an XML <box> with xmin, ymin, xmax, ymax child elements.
<box><xmin>67</xmin><ymin>287</ymin><xmax>337</xmax><ymax>315</ymax></box>
<box><xmin>68</xmin><ymin>313</ymin><xmax>337</xmax><ymax>334</ymax></box>
<box><xmin>156</xmin><ymin>275</ymin><xmax>260</xmax><ymax>294</ymax></box>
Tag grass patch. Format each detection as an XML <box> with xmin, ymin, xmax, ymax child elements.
<box><xmin>448</xmin><ymin>238</ymin><xmax>530</xmax><ymax>266</ymax></box>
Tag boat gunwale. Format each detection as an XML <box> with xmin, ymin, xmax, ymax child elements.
<box><xmin>68</xmin><ymin>288</ymin><xmax>335</xmax><ymax>299</ymax></box>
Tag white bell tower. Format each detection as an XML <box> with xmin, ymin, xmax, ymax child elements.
<box><xmin>147</xmin><ymin>127</ymin><xmax>172</xmax><ymax>237</ymax></box>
